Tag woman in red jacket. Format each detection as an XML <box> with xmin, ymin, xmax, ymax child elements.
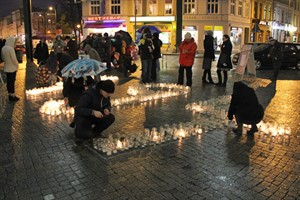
<box><xmin>177</xmin><ymin>32</ymin><xmax>197</xmax><ymax>87</ymax></box>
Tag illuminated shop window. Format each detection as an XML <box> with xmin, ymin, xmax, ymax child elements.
<box><xmin>184</xmin><ymin>0</ymin><xmax>196</xmax><ymax>14</ymax></box>
<box><xmin>111</xmin><ymin>0</ymin><xmax>121</xmax><ymax>14</ymax></box>
<box><xmin>207</xmin><ymin>0</ymin><xmax>219</xmax><ymax>14</ymax></box>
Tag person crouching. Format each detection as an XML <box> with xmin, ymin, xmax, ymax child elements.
<box><xmin>74</xmin><ymin>80</ymin><xmax>115</xmax><ymax>140</ymax></box>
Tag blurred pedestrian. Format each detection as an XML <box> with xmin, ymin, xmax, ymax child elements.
<box><xmin>227</xmin><ymin>81</ymin><xmax>264</xmax><ymax>135</ymax></box>
<box><xmin>139</xmin><ymin>31</ymin><xmax>154</xmax><ymax>83</ymax></box>
<box><xmin>216</xmin><ymin>34</ymin><xmax>232</xmax><ymax>87</ymax></box>
<box><xmin>83</xmin><ymin>44</ymin><xmax>101</xmax><ymax>62</ymax></box>
<box><xmin>267</xmin><ymin>38</ymin><xmax>282</xmax><ymax>81</ymax></box>
<box><xmin>74</xmin><ymin>80</ymin><xmax>115</xmax><ymax>141</ymax></box>
<box><xmin>103</xmin><ymin>32</ymin><xmax>112</xmax><ymax>70</ymax></box>
<box><xmin>177</xmin><ymin>32</ymin><xmax>197</xmax><ymax>87</ymax></box>
<box><xmin>0</xmin><ymin>39</ymin><xmax>6</xmax><ymax>63</ymax></box>
<box><xmin>52</xmin><ymin>35</ymin><xmax>66</xmax><ymax>54</ymax></box>
<box><xmin>65</xmin><ymin>36</ymin><xmax>79</xmax><ymax>60</ymax></box>
<box><xmin>151</xmin><ymin>32</ymin><xmax>163</xmax><ymax>81</ymax></box>
<box><xmin>202</xmin><ymin>30</ymin><xmax>215</xmax><ymax>84</ymax></box>
<box><xmin>33</xmin><ymin>38</ymin><xmax>49</xmax><ymax>64</ymax></box>
<box><xmin>1</xmin><ymin>36</ymin><xmax>20</xmax><ymax>101</ymax></box>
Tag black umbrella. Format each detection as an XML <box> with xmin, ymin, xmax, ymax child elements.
<box><xmin>115</xmin><ymin>30</ymin><xmax>133</xmax><ymax>45</ymax></box>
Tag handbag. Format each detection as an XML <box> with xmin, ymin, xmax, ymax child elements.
<box><xmin>218</xmin><ymin>53</ymin><xmax>228</xmax><ymax>66</ymax></box>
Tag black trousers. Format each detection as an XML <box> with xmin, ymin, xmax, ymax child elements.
<box><xmin>6</xmin><ymin>71</ymin><xmax>17</xmax><ymax>94</ymax></box>
<box><xmin>177</xmin><ymin>65</ymin><xmax>192</xmax><ymax>86</ymax></box>
<box><xmin>216</xmin><ymin>69</ymin><xmax>228</xmax><ymax>84</ymax></box>
<box><xmin>75</xmin><ymin>114</ymin><xmax>115</xmax><ymax>140</ymax></box>
<box><xmin>151</xmin><ymin>59</ymin><xmax>157</xmax><ymax>81</ymax></box>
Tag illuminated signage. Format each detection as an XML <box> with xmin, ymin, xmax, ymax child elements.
<box><xmin>86</xmin><ymin>16</ymin><xmax>122</xmax><ymax>21</ymax></box>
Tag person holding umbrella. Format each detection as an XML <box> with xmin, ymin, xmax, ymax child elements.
<box><xmin>74</xmin><ymin>80</ymin><xmax>115</xmax><ymax>141</ymax></box>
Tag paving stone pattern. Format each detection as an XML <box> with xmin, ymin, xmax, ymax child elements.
<box><xmin>0</xmin><ymin>58</ymin><xmax>299</xmax><ymax>200</ymax></box>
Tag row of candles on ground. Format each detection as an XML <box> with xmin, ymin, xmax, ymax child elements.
<box><xmin>93</xmin><ymin>122</ymin><xmax>204</xmax><ymax>156</ymax></box>
<box><xmin>256</xmin><ymin>121</ymin><xmax>291</xmax><ymax>147</ymax></box>
<box><xmin>25</xmin><ymin>75</ymin><xmax>119</xmax><ymax>98</ymax></box>
<box><xmin>39</xmin><ymin>98</ymin><xmax>74</xmax><ymax>116</ymax></box>
<box><xmin>112</xmin><ymin>83</ymin><xmax>190</xmax><ymax>106</ymax></box>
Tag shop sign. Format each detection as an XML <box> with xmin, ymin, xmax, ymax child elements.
<box><xmin>86</xmin><ymin>16</ymin><xmax>122</xmax><ymax>21</ymax></box>
<box><xmin>204</xmin><ymin>26</ymin><xmax>213</xmax><ymax>30</ymax></box>
<box><xmin>214</xmin><ymin>26</ymin><xmax>223</xmax><ymax>31</ymax></box>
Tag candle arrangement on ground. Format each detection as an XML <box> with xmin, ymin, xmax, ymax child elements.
<box><xmin>100</xmin><ymin>75</ymin><xmax>119</xmax><ymax>81</ymax></box>
<box><xmin>112</xmin><ymin>83</ymin><xmax>190</xmax><ymax>106</ymax></box>
<box><xmin>26</xmin><ymin>82</ymin><xmax>63</xmax><ymax>99</ymax></box>
<box><xmin>185</xmin><ymin>95</ymin><xmax>231</xmax><ymax>130</ymax></box>
<box><xmin>39</xmin><ymin>98</ymin><xmax>74</xmax><ymax>116</ymax></box>
<box><xmin>93</xmin><ymin>122</ymin><xmax>204</xmax><ymax>156</ymax></box>
<box><xmin>256</xmin><ymin>121</ymin><xmax>292</xmax><ymax>148</ymax></box>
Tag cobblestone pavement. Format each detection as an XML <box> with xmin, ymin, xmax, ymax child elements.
<box><xmin>0</xmin><ymin>57</ymin><xmax>299</xmax><ymax>200</ymax></box>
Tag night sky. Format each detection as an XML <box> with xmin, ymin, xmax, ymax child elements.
<box><xmin>0</xmin><ymin>0</ymin><xmax>56</xmax><ymax>17</ymax></box>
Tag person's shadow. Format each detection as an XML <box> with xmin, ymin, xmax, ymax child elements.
<box><xmin>255</xmin><ymin>80</ymin><xmax>277</xmax><ymax>111</ymax></box>
<box><xmin>226</xmin><ymin>134</ymin><xmax>255</xmax><ymax>166</ymax></box>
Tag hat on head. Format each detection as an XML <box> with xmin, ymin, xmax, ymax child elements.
<box><xmin>184</xmin><ymin>32</ymin><xmax>192</xmax><ymax>39</ymax></box>
<box><xmin>97</xmin><ymin>80</ymin><xmax>115</xmax><ymax>93</ymax></box>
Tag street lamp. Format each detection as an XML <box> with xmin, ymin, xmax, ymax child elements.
<box><xmin>76</xmin><ymin>24</ymin><xmax>81</xmax><ymax>43</ymax></box>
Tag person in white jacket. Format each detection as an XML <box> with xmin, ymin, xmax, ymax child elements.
<box><xmin>1</xmin><ymin>36</ymin><xmax>20</xmax><ymax>101</ymax></box>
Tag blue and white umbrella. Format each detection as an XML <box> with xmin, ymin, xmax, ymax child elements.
<box><xmin>61</xmin><ymin>58</ymin><xmax>106</xmax><ymax>78</ymax></box>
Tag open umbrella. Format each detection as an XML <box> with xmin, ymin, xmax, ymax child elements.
<box><xmin>115</xmin><ymin>30</ymin><xmax>133</xmax><ymax>45</ymax></box>
<box><xmin>137</xmin><ymin>26</ymin><xmax>161</xmax><ymax>34</ymax></box>
<box><xmin>61</xmin><ymin>58</ymin><xmax>107</xmax><ymax>78</ymax></box>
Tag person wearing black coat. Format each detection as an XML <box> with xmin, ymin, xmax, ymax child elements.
<box><xmin>216</xmin><ymin>34</ymin><xmax>233</xmax><ymax>87</ymax></box>
<box><xmin>56</xmin><ymin>52</ymin><xmax>75</xmax><ymax>78</ymax></box>
<box><xmin>63</xmin><ymin>76</ymin><xmax>95</xmax><ymax>128</ymax></box>
<box><xmin>151</xmin><ymin>32</ymin><xmax>163</xmax><ymax>81</ymax></box>
<box><xmin>202</xmin><ymin>31</ymin><xmax>215</xmax><ymax>84</ymax></box>
<box><xmin>227</xmin><ymin>81</ymin><xmax>264</xmax><ymax>135</ymax></box>
<box><xmin>34</xmin><ymin>38</ymin><xmax>49</xmax><ymax>64</ymax></box>
<box><xmin>65</xmin><ymin>36</ymin><xmax>79</xmax><ymax>60</ymax></box>
<box><xmin>267</xmin><ymin>38</ymin><xmax>283</xmax><ymax>81</ymax></box>
<box><xmin>74</xmin><ymin>80</ymin><xmax>115</xmax><ymax>140</ymax></box>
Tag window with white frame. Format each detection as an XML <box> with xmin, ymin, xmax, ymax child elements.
<box><xmin>165</xmin><ymin>0</ymin><xmax>173</xmax><ymax>15</ymax></box>
<box><xmin>135</xmin><ymin>0</ymin><xmax>142</xmax><ymax>15</ymax></box>
<box><xmin>237</xmin><ymin>0</ymin><xmax>242</xmax><ymax>16</ymax></box>
<box><xmin>184</xmin><ymin>0</ymin><xmax>196</xmax><ymax>14</ymax></box>
<box><xmin>149</xmin><ymin>0</ymin><xmax>158</xmax><ymax>15</ymax></box>
<box><xmin>207</xmin><ymin>0</ymin><xmax>219</xmax><ymax>14</ymax></box>
<box><xmin>111</xmin><ymin>0</ymin><xmax>120</xmax><ymax>15</ymax></box>
<box><xmin>91</xmin><ymin>0</ymin><xmax>100</xmax><ymax>15</ymax></box>
<box><xmin>268</xmin><ymin>6</ymin><xmax>272</xmax><ymax>20</ymax></box>
<box><xmin>230</xmin><ymin>0</ymin><xmax>235</xmax><ymax>15</ymax></box>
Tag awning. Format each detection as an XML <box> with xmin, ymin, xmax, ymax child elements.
<box><xmin>84</xmin><ymin>23</ymin><xmax>122</xmax><ymax>29</ymax></box>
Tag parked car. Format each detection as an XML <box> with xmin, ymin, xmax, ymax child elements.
<box><xmin>232</xmin><ymin>42</ymin><xmax>300</xmax><ymax>70</ymax></box>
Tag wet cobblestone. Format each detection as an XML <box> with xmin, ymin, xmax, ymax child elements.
<box><xmin>0</xmin><ymin>58</ymin><xmax>299</xmax><ymax>199</ymax></box>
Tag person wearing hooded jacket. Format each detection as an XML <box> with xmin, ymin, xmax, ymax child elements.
<box><xmin>227</xmin><ymin>81</ymin><xmax>264</xmax><ymax>135</ymax></box>
<box><xmin>1</xmin><ymin>36</ymin><xmax>20</xmax><ymax>101</ymax></box>
<box><xmin>177</xmin><ymin>32</ymin><xmax>197</xmax><ymax>87</ymax></box>
<box><xmin>74</xmin><ymin>80</ymin><xmax>115</xmax><ymax>140</ymax></box>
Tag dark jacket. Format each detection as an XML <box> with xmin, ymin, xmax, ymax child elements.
<box><xmin>139</xmin><ymin>33</ymin><xmax>154</xmax><ymax>60</ymax></box>
<box><xmin>34</xmin><ymin>41</ymin><xmax>49</xmax><ymax>64</ymax></box>
<box><xmin>269</xmin><ymin>41</ymin><xmax>283</xmax><ymax>63</ymax></box>
<box><xmin>75</xmin><ymin>85</ymin><xmax>112</xmax><ymax>117</ymax></box>
<box><xmin>56</xmin><ymin>52</ymin><xmax>75</xmax><ymax>77</ymax></box>
<box><xmin>152</xmin><ymin>35</ymin><xmax>162</xmax><ymax>59</ymax></box>
<box><xmin>228</xmin><ymin>81</ymin><xmax>264</xmax><ymax>123</ymax></box>
<box><xmin>217</xmin><ymin>39</ymin><xmax>233</xmax><ymax>70</ymax></box>
<box><xmin>203</xmin><ymin>35</ymin><xmax>215</xmax><ymax>60</ymax></box>
<box><xmin>63</xmin><ymin>76</ymin><xmax>95</xmax><ymax>107</ymax></box>
<box><xmin>66</xmin><ymin>39</ymin><xmax>79</xmax><ymax>60</ymax></box>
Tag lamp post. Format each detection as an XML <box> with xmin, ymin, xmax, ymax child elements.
<box><xmin>23</xmin><ymin>0</ymin><xmax>35</xmax><ymax>66</ymax></box>
<box><xmin>76</xmin><ymin>24</ymin><xmax>81</xmax><ymax>43</ymax></box>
